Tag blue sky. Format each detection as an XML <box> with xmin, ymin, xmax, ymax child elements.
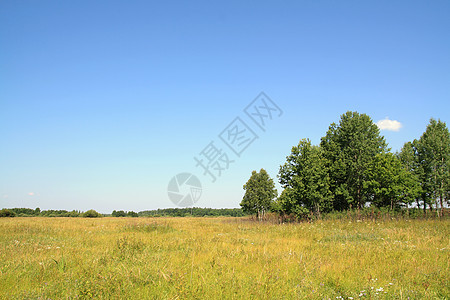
<box><xmin>1</xmin><ymin>1</ymin><xmax>449</xmax><ymax>213</ymax></box>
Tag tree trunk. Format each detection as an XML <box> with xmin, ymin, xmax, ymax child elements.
<box><xmin>423</xmin><ymin>197</ymin><xmax>426</xmax><ymax>214</ymax></box>
<box><xmin>440</xmin><ymin>180</ymin><xmax>444</xmax><ymax>217</ymax></box>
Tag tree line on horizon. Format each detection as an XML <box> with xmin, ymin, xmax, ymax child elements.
<box><xmin>241</xmin><ymin>111</ymin><xmax>449</xmax><ymax>220</ymax></box>
<box><xmin>0</xmin><ymin>207</ymin><xmax>245</xmax><ymax>218</ymax></box>
<box><xmin>0</xmin><ymin>207</ymin><xmax>104</xmax><ymax>218</ymax></box>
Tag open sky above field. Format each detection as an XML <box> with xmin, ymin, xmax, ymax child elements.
<box><xmin>1</xmin><ymin>0</ymin><xmax>449</xmax><ymax>213</ymax></box>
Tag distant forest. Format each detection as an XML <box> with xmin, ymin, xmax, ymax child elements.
<box><xmin>0</xmin><ymin>207</ymin><xmax>245</xmax><ymax>218</ymax></box>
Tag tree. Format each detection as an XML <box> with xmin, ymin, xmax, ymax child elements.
<box><xmin>278</xmin><ymin>139</ymin><xmax>332</xmax><ymax>218</ymax></box>
<box><xmin>82</xmin><ymin>209</ymin><xmax>102</xmax><ymax>218</ymax></box>
<box><xmin>366</xmin><ymin>153</ymin><xmax>419</xmax><ymax>209</ymax></box>
<box><xmin>399</xmin><ymin>141</ymin><xmax>426</xmax><ymax>209</ymax></box>
<box><xmin>0</xmin><ymin>209</ymin><xmax>16</xmax><ymax>217</ymax></box>
<box><xmin>417</xmin><ymin>119</ymin><xmax>450</xmax><ymax>216</ymax></box>
<box><xmin>112</xmin><ymin>210</ymin><xmax>127</xmax><ymax>217</ymax></box>
<box><xmin>127</xmin><ymin>211</ymin><xmax>139</xmax><ymax>217</ymax></box>
<box><xmin>320</xmin><ymin>111</ymin><xmax>388</xmax><ymax>210</ymax></box>
<box><xmin>240</xmin><ymin>169</ymin><xmax>277</xmax><ymax>220</ymax></box>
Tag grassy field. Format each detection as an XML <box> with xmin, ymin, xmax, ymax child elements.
<box><xmin>0</xmin><ymin>217</ymin><xmax>448</xmax><ymax>299</ymax></box>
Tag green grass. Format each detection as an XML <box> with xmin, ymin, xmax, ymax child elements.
<box><xmin>0</xmin><ymin>217</ymin><xmax>448</xmax><ymax>299</ymax></box>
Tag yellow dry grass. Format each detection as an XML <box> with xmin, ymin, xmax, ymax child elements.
<box><xmin>0</xmin><ymin>217</ymin><xmax>448</xmax><ymax>299</ymax></box>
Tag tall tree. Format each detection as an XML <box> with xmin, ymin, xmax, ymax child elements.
<box><xmin>366</xmin><ymin>153</ymin><xmax>419</xmax><ymax>209</ymax></box>
<box><xmin>398</xmin><ymin>141</ymin><xmax>426</xmax><ymax>209</ymax></box>
<box><xmin>240</xmin><ymin>169</ymin><xmax>278</xmax><ymax>220</ymax></box>
<box><xmin>320</xmin><ymin>111</ymin><xmax>388</xmax><ymax>210</ymax></box>
<box><xmin>418</xmin><ymin>119</ymin><xmax>450</xmax><ymax>216</ymax></box>
<box><xmin>278</xmin><ymin>139</ymin><xmax>332</xmax><ymax>218</ymax></box>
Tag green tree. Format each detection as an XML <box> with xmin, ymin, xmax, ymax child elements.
<box><xmin>127</xmin><ymin>211</ymin><xmax>139</xmax><ymax>217</ymax></box>
<box><xmin>112</xmin><ymin>210</ymin><xmax>127</xmax><ymax>217</ymax></box>
<box><xmin>418</xmin><ymin>119</ymin><xmax>450</xmax><ymax>216</ymax></box>
<box><xmin>278</xmin><ymin>139</ymin><xmax>332</xmax><ymax>218</ymax></box>
<box><xmin>0</xmin><ymin>209</ymin><xmax>16</xmax><ymax>217</ymax></box>
<box><xmin>82</xmin><ymin>209</ymin><xmax>102</xmax><ymax>218</ymax></box>
<box><xmin>366</xmin><ymin>153</ymin><xmax>419</xmax><ymax>209</ymax></box>
<box><xmin>320</xmin><ymin>111</ymin><xmax>388</xmax><ymax>210</ymax></box>
<box><xmin>399</xmin><ymin>141</ymin><xmax>426</xmax><ymax>209</ymax></box>
<box><xmin>240</xmin><ymin>169</ymin><xmax>278</xmax><ymax>220</ymax></box>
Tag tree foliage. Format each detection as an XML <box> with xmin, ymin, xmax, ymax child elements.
<box><xmin>82</xmin><ymin>209</ymin><xmax>102</xmax><ymax>218</ymax></box>
<box><xmin>112</xmin><ymin>210</ymin><xmax>127</xmax><ymax>217</ymax></box>
<box><xmin>399</xmin><ymin>140</ymin><xmax>426</xmax><ymax>209</ymax></box>
<box><xmin>366</xmin><ymin>153</ymin><xmax>419</xmax><ymax>209</ymax></box>
<box><xmin>278</xmin><ymin>139</ymin><xmax>332</xmax><ymax>218</ymax></box>
<box><xmin>416</xmin><ymin>119</ymin><xmax>449</xmax><ymax>215</ymax></box>
<box><xmin>0</xmin><ymin>209</ymin><xmax>16</xmax><ymax>217</ymax></box>
<box><xmin>240</xmin><ymin>169</ymin><xmax>278</xmax><ymax>220</ymax></box>
<box><xmin>1</xmin><ymin>207</ymin><xmax>246</xmax><ymax>218</ymax></box>
<box><xmin>273</xmin><ymin>111</ymin><xmax>447</xmax><ymax>220</ymax></box>
<box><xmin>320</xmin><ymin>111</ymin><xmax>388</xmax><ymax>210</ymax></box>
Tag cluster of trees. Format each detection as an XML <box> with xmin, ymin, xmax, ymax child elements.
<box><xmin>0</xmin><ymin>208</ymin><xmax>102</xmax><ymax>218</ymax></box>
<box><xmin>40</xmin><ymin>209</ymin><xmax>84</xmax><ymax>217</ymax></box>
<box><xmin>0</xmin><ymin>209</ymin><xmax>17</xmax><ymax>217</ymax></box>
<box><xmin>138</xmin><ymin>207</ymin><xmax>245</xmax><ymax>217</ymax></box>
<box><xmin>4</xmin><ymin>207</ymin><xmax>41</xmax><ymax>217</ymax></box>
<box><xmin>112</xmin><ymin>210</ymin><xmax>139</xmax><ymax>217</ymax></box>
<box><xmin>241</xmin><ymin>111</ymin><xmax>449</xmax><ymax>219</ymax></box>
<box><xmin>1</xmin><ymin>207</ymin><xmax>246</xmax><ymax>218</ymax></box>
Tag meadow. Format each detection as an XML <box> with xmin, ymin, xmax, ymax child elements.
<box><xmin>0</xmin><ymin>217</ymin><xmax>448</xmax><ymax>299</ymax></box>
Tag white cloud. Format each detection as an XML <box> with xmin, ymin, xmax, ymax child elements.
<box><xmin>376</xmin><ymin>118</ymin><xmax>403</xmax><ymax>131</ymax></box>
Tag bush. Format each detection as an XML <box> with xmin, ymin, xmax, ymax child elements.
<box><xmin>82</xmin><ymin>209</ymin><xmax>102</xmax><ymax>218</ymax></box>
<box><xmin>0</xmin><ymin>209</ymin><xmax>16</xmax><ymax>217</ymax></box>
